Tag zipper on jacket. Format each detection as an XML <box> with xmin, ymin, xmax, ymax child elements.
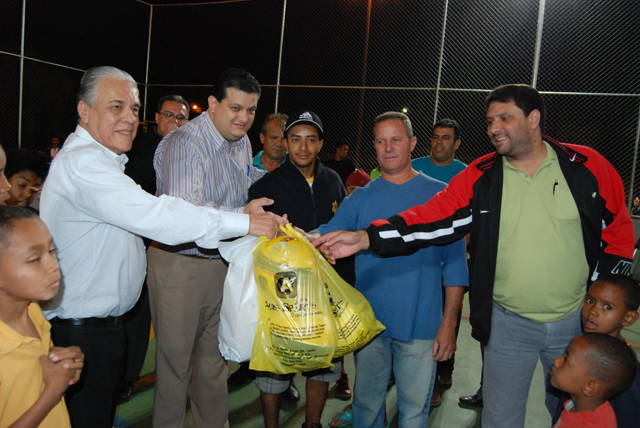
<box><xmin>309</xmin><ymin>184</ymin><xmax>317</xmax><ymax>227</ymax></box>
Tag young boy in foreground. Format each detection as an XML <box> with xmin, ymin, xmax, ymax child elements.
<box><xmin>552</xmin><ymin>274</ymin><xmax>640</xmax><ymax>427</ymax></box>
<box><xmin>0</xmin><ymin>206</ymin><xmax>84</xmax><ymax>428</ymax></box>
<box><xmin>550</xmin><ymin>333</ymin><xmax>636</xmax><ymax>427</ymax></box>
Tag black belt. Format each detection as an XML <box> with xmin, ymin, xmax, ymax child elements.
<box><xmin>50</xmin><ymin>316</ymin><xmax>123</xmax><ymax>327</ymax></box>
<box><xmin>149</xmin><ymin>241</ymin><xmax>220</xmax><ymax>259</ymax></box>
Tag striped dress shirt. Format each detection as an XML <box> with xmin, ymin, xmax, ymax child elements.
<box><xmin>154</xmin><ymin>110</ymin><xmax>265</xmax><ymax>257</ymax></box>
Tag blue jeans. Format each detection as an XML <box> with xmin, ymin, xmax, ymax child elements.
<box><xmin>482</xmin><ymin>301</ymin><xmax>582</xmax><ymax>428</ymax></box>
<box><xmin>353</xmin><ymin>336</ymin><xmax>436</xmax><ymax>428</ymax></box>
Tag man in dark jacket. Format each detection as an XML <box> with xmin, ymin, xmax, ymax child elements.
<box><xmin>314</xmin><ymin>85</ymin><xmax>635</xmax><ymax>428</ymax></box>
<box><xmin>323</xmin><ymin>140</ymin><xmax>356</xmax><ymax>185</ymax></box>
<box><xmin>249</xmin><ymin>110</ymin><xmax>351</xmax><ymax>428</ymax></box>
<box><xmin>126</xmin><ymin>95</ymin><xmax>189</xmax><ymax>195</ymax></box>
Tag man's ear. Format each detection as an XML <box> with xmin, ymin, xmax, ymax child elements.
<box><xmin>622</xmin><ymin>310</ymin><xmax>640</xmax><ymax>327</ymax></box>
<box><xmin>582</xmin><ymin>378</ymin><xmax>602</xmax><ymax>398</ymax></box>
<box><xmin>77</xmin><ymin>101</ymin><xmax>89</xmax><ymax>124</ymax></box>
<box><xmin>454</xmin><ymin>139</ymin><xmax>461</xmax><ymax>151</ymax></box>
<box><xmin>410</xmin><ymin>136</ymin><xmax>417</xmax><ymax>152</ymax></box>
<box><xmin>318</xmin><ymin>139</ymin><xmax>324</xmax><ymax>151</ymax></box>
<box><xmin>208</xmin><ymin>95</ymin><xmax>217</xmax><ymax>113</ymax></box>
<box><xmin>528</xmin><ymin>109</ymin><xmax>541</xmax><ymax>130</ymax></box>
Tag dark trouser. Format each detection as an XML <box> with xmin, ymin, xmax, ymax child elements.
<box><xmin>123</xmin><ymin>283</ymin><xmax>152</xmax><ymax>383</ymax></box>
<box><xmin>50</xmin><ymin>317</ymin><xmax>126</xmax><ymax>428</ymax></box>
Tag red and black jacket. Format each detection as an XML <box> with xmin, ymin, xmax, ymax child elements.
<box><xmin>367</xmin><ymin>136</ymin><xmax>634</xmax><ymax>346</ymax></box>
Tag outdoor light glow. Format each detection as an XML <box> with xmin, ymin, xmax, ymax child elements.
<box><xmin>402</xmin><ymin>108</ymin><xmax>408</xmax><ymax>113</ymax></box>
<box><xmin>193</xmin><ymin>104</ymin><xmax>198</xmax><ymax>109</ymax></box>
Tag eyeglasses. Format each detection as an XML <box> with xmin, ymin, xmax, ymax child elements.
<box><xmin>158</xmin><ymin>111</ymin><xmax>188</xmax><ymax>123</ymax></box>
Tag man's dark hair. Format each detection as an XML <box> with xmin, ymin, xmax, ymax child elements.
<box><xmin>485</xmin><ymin>84</ymin><xmax>545</xmax><ymax>133</ymax></box>
<box><xmin>0</xmin><ymin>206</ymin><xmax>38</xmax><ymax>255</ymax></box>
<box><xmin>157</xmin><ymin>95</ymin><xmax>190</xmax><ymax>114</ymax></box>
<box><xmin>581</xmin><ymin>333</ymin><xmax>637</xmax><ymax>399</ymax></box>
<box><xmin>373</xmin><ymin>112</ymin><xmax>414</xmax><ymax>139</ymax></box>
<box><xmin>5</xmin><ymin>148</ymin><xmax>50</xmax><ymax>182</ymax></box>
<box><xmin>592</xmin><ymin>274</ymin><xmax>640</xmax><ymax>311</ymax></box>
<box><xmin>433</xmin><ymin>119</ymin><xmax>461</xmax><ymax>141</ymax></box>
<box><xmin>260</xmin><ymin>113</ymin><xmax>288</xmax><ymax>135</ymax></box>
<box><xmin>335</xmin><ymin>141</ymin><xmax>349</xmax><ymax>151</ymax></box>
<box><xmin>212</xmin><ymin>68</ymin><xmax>261</xmax><ymax>103</ymax></box>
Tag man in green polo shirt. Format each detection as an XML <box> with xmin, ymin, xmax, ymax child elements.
<box><xmin>253</xmin><ymin>113</ymin><xmax>288</xmax><ymax>172</ymax></box>
<box><xmin>313</xmin><ymin>84</ymin><xmax>634</xmax><ymax>428</ymax></box>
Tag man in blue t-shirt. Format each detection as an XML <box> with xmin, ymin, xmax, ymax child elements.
<box><xmin>312</xmin><ymin>112</ymin><xmax>468</xmax><ymax>428</ymax></box>
<box><xmin>370</xmin><ymin>118</ymin><xmax>466</xmax><ymax>182</ymax></box>
<box><xmin>412</xmin><ymin>118</ymin><xmax>466</xmax><ymax>182</ymax></box>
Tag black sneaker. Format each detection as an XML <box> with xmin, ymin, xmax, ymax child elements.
<box><xmin>282</xmin><ymin>379</ymin><xmax>301</xmax><ymax>402</ymax></box>
<box><xmin>117</xmin><ymin>381</ymin><xmax>134</xmax><ymax>404</ymax></box>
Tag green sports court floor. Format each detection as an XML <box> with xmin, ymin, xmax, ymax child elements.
<box><xmin>114</xmin><ymin>294</ymin><xmax>640</xmax><ymax>428</ymax></box>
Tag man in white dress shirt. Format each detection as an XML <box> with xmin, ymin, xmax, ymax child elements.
<box><xmin>39</xmin><ymin>66</ymin><xmax>282</xmax><ymax>428</ymax></box>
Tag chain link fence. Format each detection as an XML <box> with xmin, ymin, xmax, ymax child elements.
<box><xmin>2</xmin><ymin>0</ymin><xmax>639</xmax><ymax>211</ymax></box>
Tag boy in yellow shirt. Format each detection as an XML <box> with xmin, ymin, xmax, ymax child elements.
<box><xmin>0</xmin><ymin>206</ymin><xmax>83</xmax><ymax>428</ymax></box>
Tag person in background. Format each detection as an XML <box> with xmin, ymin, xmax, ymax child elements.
<box><xmin>253</xmin><ymin>113</ymin><xmax>288</xmax><ymax>172</ymax></box>
<box><xmin>0</xmin><ymin>146</ymin><xmax>12</xmax><ymax>204</ymax></box>
<box><xmin>324</xmin><ymin>140</ymin><xmax>356</xmax><ymax>185</ymax></box>
<box><xmin>48</xmin><ymin>137</ymin><xmax>62</xmax><ymax>161</ymax></box>
<box><xmin>345</xmin><ymin>169</ymin><xmax>370</xmax><ymax>196</ymax></box>
<box><xmin>126</xmin><ymin>95</ymin><xmax>190</xmax><ymax>196</ymax></box>
<box><xmin>4</xmin><ymin>148</ymin><xmax>49</xmax><ymax>213</ymax></box>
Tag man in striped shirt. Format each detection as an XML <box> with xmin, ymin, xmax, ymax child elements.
<box><xmin>148</xmin><ymin>68</ymin><xmax>268</xmax><ymax>428</ymax></box>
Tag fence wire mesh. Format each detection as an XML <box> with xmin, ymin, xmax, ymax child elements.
<box><xmin>2</xmin><ymin>0</ymin><xmax>640</xmax><ymax>213</ymax></box>
<box><xmin>537</xmin><ymin>0</ymin><xmax>640</xmax><ymax>94</ymax></box>
<box><xmin>441</xmin><ymin>0</ymin><xmax>539</xmax><ymax>90</ymax></box>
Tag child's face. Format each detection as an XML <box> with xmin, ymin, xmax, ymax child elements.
<box><xmin>582</xmin><ymin>281</ymin><xmax>637</xmax><ymax>338</ymax></box>
<box><xmin>0</xmin><ymin>148</ymin><xmax>11</xmax><ymax>205</ymax></box>
<box><xmin>0</xmin><ymin>217</ymin><xmax>60</xmax><ymax>303</ymax></box>
<box><xmin>7</xmin><ymin>171</ymin><xmax>42</xmax><ymax>208</ymax></box>
<box><xmin>550</xmin><ymin>335</ymin><xmax>592</xmax><ymax>395</ymax></box>
<box><xmin>346</xmin><ymin>185</ymin><xmax>360</xmax><ymax>196</ymax></box>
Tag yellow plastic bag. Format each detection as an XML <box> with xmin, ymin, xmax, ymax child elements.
<box><xmin>250</xmin><ymin>224</ymin><xmax>385</xmax><ymax>374</ymax></box>
<box><xmin>317</xmin><ymin>247</ymin><xmax>386</xmax><ymax>358</ymax></box>
<box><xmin>250</xmin><ymin>229</ymin><xmax>337</xmax><ymax>374</ymax></box>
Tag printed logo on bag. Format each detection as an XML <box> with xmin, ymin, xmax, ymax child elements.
<box><xmin>275</xmin><ymin>272</ymin><xmax>298</xmax><ymax>298</ymax></box>
<box><xmin>299</xmin><ymin>112</ymin><xmax>313</xmax><ymax>120</ymax></box>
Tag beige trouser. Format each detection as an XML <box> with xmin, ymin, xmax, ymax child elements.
<box><xmin>147</xmin><ymin>246</ymin><xmax>230</xmax><ymax>428</ymax></box>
